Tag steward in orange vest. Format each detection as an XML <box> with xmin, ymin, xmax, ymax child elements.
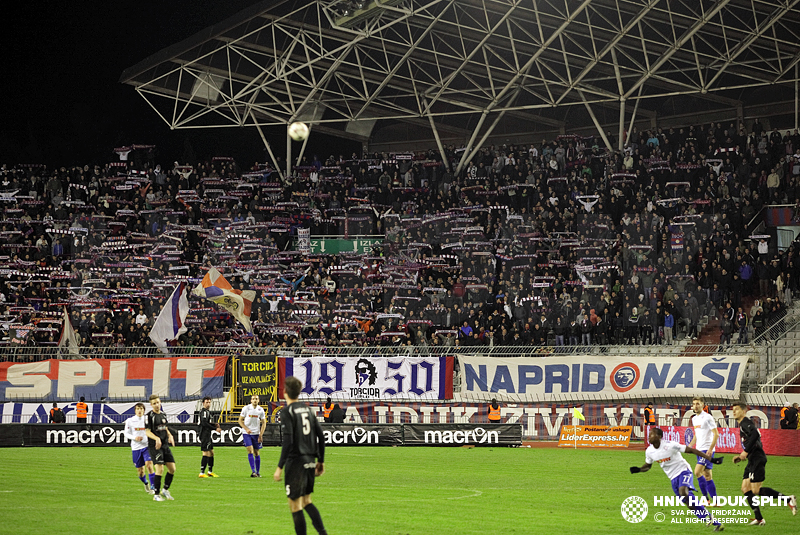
<box><xmin>488</xmin><ymin>398</ymin><xmax>501</xmax><ymax>422</ymax></box>
<box><xmin>323</xmin><ymin>397</ymin><xmax>334</xmax><ymax>421</ymax></box>
<box><xmin>49</xmin><ymin>403</ymin><xmax>65</xmax><ymax>423</ymax></box>
<box><xmin>76</xmin><ymin>397</ymin><xmax>88</xmax><ymax>423</ymax></box>
<box><xmin>643</xmin><ymin>402</ymin><xmax>656</xmax><ymax>426</ymax></box>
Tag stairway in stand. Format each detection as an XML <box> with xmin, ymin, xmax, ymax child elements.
<box><xmin>680</xmin><ymin>296</ymin><xmax>759</xmax><ymax>357</ymax></box>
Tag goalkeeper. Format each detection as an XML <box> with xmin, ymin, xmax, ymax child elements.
<box><xmin>630</xmin><ymin>427</ymin><xmax>724</xmax><ymax>531</ymax></box>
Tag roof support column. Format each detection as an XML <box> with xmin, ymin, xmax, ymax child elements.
<box><xmin>251</xmin><ymin>112</ymin><xmax>284</xmax><ymax>180</ymax></box>
<box><xmin>286</xmin><ymin>132</ymin><xmax>292</xmax><ymax>181</ymax></box>
<box><xmin>295</xmin><ymin>125</ymin><xmax>311</xmax><ymax>167</ymax></box>
<box><xmin>425</xmin><ymin>99</ymin><xmax>450</xmax><ymax>173</ymax></box>
<box><xmin>626</xmin><ymin>87</ymin><xmax>643</xmax><ymax>147</ymax></box>
<box><xmin>618</xmin><ymin>99</ymin><xmax>626</xmax><ymax>152</ymax></box>
<box><xmin>579</xmin><ymin>91</ymin><xmax>612</xmax><ymax>151</ymax></box>
<box><xmin>456</xmin><ymin>110</ymin><xmax>490</xmax><ymax>175</ymax></box>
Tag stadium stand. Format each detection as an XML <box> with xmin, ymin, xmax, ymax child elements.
<box><xmin>1</xmin><ymin>121</ymin><xmax>800</xmax><ymax>358</ymax></box>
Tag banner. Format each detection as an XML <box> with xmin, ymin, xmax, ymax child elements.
<box><xmin>457</xmin><ymin>355</ymin><xmax>749</xmax><ymax>401</ymax></box>
<box><xmin>9</xmin><ymin>325</ymin><xmax>33</xmax><ymax>345</ymax></box>
<box><xmin>403</xmin><ymin>423</ymin><xmax>522</xmax><ymax>446</ymax></box>
<box><xmin>297</xmin><ymin>228</ymin><xmax>311</xmax><ymax>254</ymax></box>
<box><xmin>0</xmin><ymin>401</ymin><xmax>199</xmax><ymax>424</ymax></box>
<box><xmin>7</xmin><ymin>422</ymin><xmax>282</xmax><ymax>447</ymax></box>
<box><xmin>281</xmin><ymin>356</ymin><xmax>454</xmax><ymax>401</ymax></box>
<box><xmin>149</xmin><ymin>282</ymin><xmax>190</xmax><ymax>352</ymax></box>
<box><xmin>2</xmin><ymin>422</ymin><xmax>517</xmax><ymax>448</ymax></box>
<box><xmin>193</xmin><ymin>267</ymin><xmax>255</xmax><ymax>332</ymax></box>
<box><xmin>320</xmin><ymin>424</ymin><xmax>403</xmax><ymax>446</ymax></box>
<box><xmin>0</xmin><ymin>357</ymin><xmax>228</xmax><ymax>402</ymax></box>
<box><xmin>557</xmin><ymin>425</ymin><xmax>632</xmax><ymax>448</ymax></box>
<box><xmin>644</xmin><ymin>425</ymin><xmax>800</xmax><ymax>457</ymax></box>
<box><xmin>238</xmin><ymin>355</ymin><xmax>277</xmax><ymax>400</ymax></box>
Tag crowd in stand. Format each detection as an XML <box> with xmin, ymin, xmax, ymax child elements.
<box><xmin>2</xmin><ymin>118</ymin><xmax>800</xmax><ymax>357</ymax></box>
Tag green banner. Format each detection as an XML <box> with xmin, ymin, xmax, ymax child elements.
<box><xmin>302</xmin><ymin>238</ymin><xmax>382</xmax><ymax>254</ymax></box>
<box><xmin>237</xmin><ymin>355</ymin><xmax>277</xmax><ymax>402</ymax></box>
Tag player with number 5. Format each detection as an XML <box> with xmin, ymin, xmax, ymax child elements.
<box><xmin>274</xmin><ymin>376</ymin><xmax>328</xmax><ymax>535</ymax></box>
<box><xmin>630</xmin><ymin>427</ymin><xmax>724</xmax><ymax>531</ymax></box>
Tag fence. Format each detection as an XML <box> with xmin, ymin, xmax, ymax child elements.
<box><xmin>0</xmin><ymin>343</ymin><xmax>760</xmax><ymax>361</ymax></box>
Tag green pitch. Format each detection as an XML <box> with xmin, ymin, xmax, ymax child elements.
<box><xmin>1</xmin><ymin>446</ymin><xmax>798</xmax><ymax>534</ymax></box>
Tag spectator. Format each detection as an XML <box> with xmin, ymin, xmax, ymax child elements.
<box><xmin>663</xmin><ymin>309</ymin><xmax>674</xmax><ymax>345</ymax></box>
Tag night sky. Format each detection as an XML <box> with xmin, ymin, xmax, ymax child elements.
<box><xmin>1</xmin><ymin>1</ymin><xmax>359</xmax><ymax>169</ymax></box>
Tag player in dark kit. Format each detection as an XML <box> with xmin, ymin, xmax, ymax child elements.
<box><xmin>145</xmin><ymin>394</ymin><xmax>177</xmax><ymax>501</ymax></box>
<box><xmin>198</xmin><ymin>396</ymin><xmax>221</xmax><ymax>478</ymax></box>
<box><xmin>731</xmin><ymin>402</ymin><xmax>796</xmax><ymax>525</ymax></box>
<box><xmin>273</xmin><ymin>376</ymin><xmax>328</xmax><ymax>535</ymax></box>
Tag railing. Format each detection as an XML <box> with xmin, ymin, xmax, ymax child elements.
<box><xmin>751</xmin><ymin>307</ymin><xmax>797</xmax><ymax>344</ymax></box>
<box><xmin>0</xmin><ymin>343</ymin><xmax>761</xmax><ymax>362</ymax></box>
<box><xmin>759</xmin><ymin>350</ymin><xmax>800</xmax><ymax>393</ymax></box>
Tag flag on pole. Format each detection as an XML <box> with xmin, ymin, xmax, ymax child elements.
<box><xmin>572</xmin><ymin>407</ymin><xmax>585</xmax><ymax>450</ymax></box>
<box><xmin>58</xmin><ymin>307</ymin><xmax>80</xmax><ymax>359</ymax></box>
<box><xmin>192</xmin><ymin>267</ymin><xmax>255</xmax><ymax>332</ymax></box>
<box><xmin>149</xmin><ymin>282</ymin><xmax>190</xmax><ymax>353</ymax></box>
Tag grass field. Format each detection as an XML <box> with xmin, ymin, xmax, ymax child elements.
<box><xmin>0</xmin><ymin>445</ymin><xmax>798</xmax><ymax>535</ymax></box>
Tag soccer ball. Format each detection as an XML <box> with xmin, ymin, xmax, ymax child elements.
<box><xmin>288</xmin><ymin>122</ymin><xmax>309</xmax><ymax>141</ymax></box>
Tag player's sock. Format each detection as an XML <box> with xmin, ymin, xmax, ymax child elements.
<box><xmin>208</xmin><ymin>457</ymin><xmax>214</xmax><ymax>472</ymax></box>
<box><xmin>248</xmin><ymin>453</ymin><xmax>255</xmax><ymax>472</ymax></box>
<box><xmin>304</xmin><ymin>503</ymin><xmax>327</xmax><ymax>535</ymax></box>
<box><xmin>201</xmin><ymin>457</ymin><xmax>208</xmax><ymax>473</ymax></box>
<box><xmin>139</xmin><ymin>475</ymin><xmax>147</xmax><ymax>485</ymax></box>
<box><xmin>292</xmin><ymin>511</ymin><xmax>307</xmax><ymax>535</ymax></box>
<box><xmin>164</xmin><ymin>472</ymin><xmax>173</xmax><ymax>490</ymax></box>
<box><xmin>706</xmin><ymin>479</ymin><xmax>718</xmax><ymax>502</ymax></box>
<box><xmin>759</xmin><ymin>487</ymin><xmax>784</xmax><ymax>499</ymax></box>
<box><xmin>697</xmin><ymin>476</ymin><xmax>708</xmax><ymax>499</ymax></box>
<box><xmin>255</xmin><ymin>455</ymin><xmax>261</xmax><ymax>474</ymax></box>
<box><xmin>745</xmin><ymin>491</ymin><xmax>763</xmax><ymax>520</ymax></box>
<box><xmin>154</xmin><ymin>475</ymin><xmax>162</xmax><ymax>495</ymax></box>
<box><xmin>148</xmin><ymin>473</ymin><xmax>155</xmax><ymax>488</ymax></box>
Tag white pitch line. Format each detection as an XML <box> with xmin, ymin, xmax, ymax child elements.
<box><xmin>447</xmin><ymin>489</ymin><xmax>483</xmax><ymax>500</ymax></box>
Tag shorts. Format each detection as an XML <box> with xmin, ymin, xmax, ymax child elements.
<box><xmin>132</xmin><ymin>448</ymin><xmax>152</xmax><ymax>468</ymax></box>
<box><xmin>743</xmin><ymin>455</ymin><xmax>767</xmax><ymax>483</ymax></box>
<box><xmin>200</xmin><ymin>432</ymin><xmax>213</xmax><ymax>452</ymax></box>
<box><xmin>284</xmin><ymin>456</ymin><xmax>316</xmax><ymax>500</ymax></box>
<box><xmin>695</xmin><ymin>449</ymin><xmax>715</xmax><ymax>470</ymax></box>
<box><xmin>242</xmin><ymin>433</ymin><xmax>262</xmax><ymax>450</ymax></box>
<box><xmin>670</xmin><ymin>470</ymin><xmax>696</xmax><ymax>497</ymax></box>
<box><xmin>148</xmin><ymin>444</ymin><xmax>175</xmax><ymax>465</ymax></box>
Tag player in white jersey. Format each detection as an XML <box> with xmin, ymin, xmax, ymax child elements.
<box><xmin>238</xmin><ymin>394</ymin><xmax>266</xmax><ymax>477</ymax></box>
<box><xmin>123</xmin><ymin>402</ymin><xmax>155</xmax><ymax>494</ymax></box>
<box><xmin>631</xmin><ymin>427</ymin><xmax>724</xmax><ymax>531</ymax></box>
<box><xmin>688</xmin><ymin>396</ymin><xmax>719</xmax><ymax>504</ymax></box>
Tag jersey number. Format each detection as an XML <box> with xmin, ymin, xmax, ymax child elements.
<box><xmin>301</xmin><ymin>413</ymin><xmax>311</xmax><ymax>435</ymax></box>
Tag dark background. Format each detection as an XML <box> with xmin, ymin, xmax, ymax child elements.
<box><xmin>0</xmin><ymin>1</ymin><xmax>359</xmax><ymax>169</ymax></box>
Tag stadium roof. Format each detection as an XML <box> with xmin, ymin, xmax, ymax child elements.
<box><xmin>121</xmin><ymin>0</ymin><xmax>800</xmax><ymax>166</ymax></box>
